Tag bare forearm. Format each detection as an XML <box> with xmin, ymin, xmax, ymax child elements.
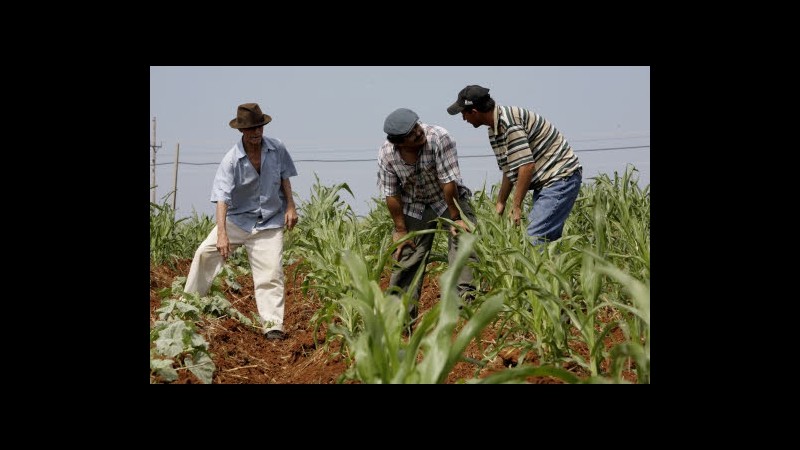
<box><xmin>512</xmin><ymin>163</ymin><xmax>535</xmax><ymax>210</ymax></box>
<box><xmin>497</xmin><ymin>174</ymin><xmax>513</xmax><ymax>206</ymax></box>
<box><xmin>386</xmin><ymin>196</ymin><xmax>406</xmax><ymax>232</ymax></box>
<box><xmin>281</xmin><ymin>178</ymin><xmax>296</xmax><ymax>210</ymax></box>
<box><xmin>443</xmin><ymin>180</ymin><xmax>470</xmax><ymax>235</ymax></box>
<box><xmin>215</xmin><ymin>201</ymin><xmax>231</xmax><ymax>259</ymax></box>
<box><xmin>216</xmin><ymin>201</ymin><xmax>228</xmax><ymax>236</ymax></box>
<box><xmin>442</xmin><ymin>181</ymin><xmax>460</xmax><ymax>219</ymax></box>
<box><xmin>281</xmin><ymin>178</ymin><xmax>298</xmax><ymax>230</ymax></box>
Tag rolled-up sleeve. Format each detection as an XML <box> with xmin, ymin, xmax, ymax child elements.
<box><xmin>377</xmin><ymin>142</ymin><xmax>400</xmax><ymax>197</ymax></box>
<box><xmin>210</xmin><ymin>152</ymin><xmax>235</xmax><ymax>205</ymax></box>
<box><xmin>275</xmin><ymin>139</ymin><xmax>298</xmax><ymax>179</ymax></box>
<box><xmin>435</xmin><ymin>131</ymin><xmax>461</xmax><ymax>185</ymax></box>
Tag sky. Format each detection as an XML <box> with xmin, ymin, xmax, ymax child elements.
<box><xmin>149</xmin><ymin>66</ymin><xmax>650</xmax><ymax>219</ymax></box>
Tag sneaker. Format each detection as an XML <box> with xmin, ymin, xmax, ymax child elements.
<box><xmin>265</xmin><ymin>330</ymin><xmax>286</xmax><ymax>340</ymax></box>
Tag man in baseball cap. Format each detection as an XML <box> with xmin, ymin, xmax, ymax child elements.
<box><xmin>446</xmin><ymin>85</ymin><xmax>583</xmax><ymax>247</ymax></box>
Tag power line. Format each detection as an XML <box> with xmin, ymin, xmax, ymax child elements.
<box><xmin>570</xmin><ymin>144</ymin><xmax>649</xmax><ymax>153</ymax></box>
<box><xmin>152</xmin><ymin>144</ymin><xmax>649</xmax><ymax>166</ymax></box>
<box><xmin>154</xmin><ymin>132</ymin><xmax>650</xmax><ymax>155</ymax></box>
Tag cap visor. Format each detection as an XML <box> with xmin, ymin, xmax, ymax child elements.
<box><xmin>447</xmin><ymin>102</ymin><xmax>464</xmax><ymax>115</ymax></box>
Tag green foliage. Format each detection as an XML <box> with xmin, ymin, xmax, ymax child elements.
<box><xmin>161</xmin><ymin>270</ymin><xmax>257</xmax><ymax>328</ymax></box>
<box><xmin>286</xmin><ymin>165</ymin><xmax>648</xmax><ymax>383</ymax></box>
<box><xmin>450</xmin><ymin>165</ymin><xmax>650</xmax><ymax>382</ymax></box>
<box><xmin>472</xmin><ymin>365</ymin><xmax>581</xmax><ymax>384</ymax></box>
<box><xmin>285</xmin><ymin>175</ymin><xmax>360</xmax><ymax>341</ymax></box>
<box><xmin>150</xmin><ymin>199</ymin><xmax>214</xmax><ymax>267</ymax></box>
<box><xmin>150</xmin><ymin>256</ymin><xmax>263</xmax><ymax>384</ymax></box>
<box><xmin>333</xmin><ymin>235</ymin><xmax>505</xmax><ymax>384</ymax></box>
<box><xmin>149</xmin><ymin>165</ymin><xmax>651</xmax><ymax>384</ymax></box>
<box><xmin>150</xmin><ymin>319</ymin><xmax>215</xmax><ymax>384</ymax></box>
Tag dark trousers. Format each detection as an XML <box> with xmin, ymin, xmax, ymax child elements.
<box><xmin>390</xmin><ymin>195</ymin><xmax>478</xmax><ymax>320</ymax></box>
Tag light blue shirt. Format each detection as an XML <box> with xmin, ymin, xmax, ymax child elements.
<box><xmin>210</xmin><ymin>136</ymin><xmax>297</xmax><ymax>232</ymax></box>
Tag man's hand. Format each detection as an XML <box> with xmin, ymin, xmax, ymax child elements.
<box><xmin>216</xmin><ymin>234</ymin><xmax>231</xmax><ymax>260</ymax></box>
<box><xmin>392</xmin><ymin>229</ymin><xmax>415</xmax><ymax>260</ymax></box>
<box><xmin>285</xmin><ymin>207</ymin><xmax>298</xmax><ymax>231</ymax></box>
<box><xmin>498</xmin><ymin>201</ymin><xmax>522</xmax><ymax>227</ymax></box>
<box><xmin>450</xmin><ymin>218</ymin><xmax>471</xmax><ymax>237</ymax></box>
<box><xmin>511</xmin><ymin>205</ymin><xmax>522</xmax><ymax>227</ymax></box>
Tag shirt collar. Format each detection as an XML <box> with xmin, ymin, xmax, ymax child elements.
<box><xmin>490</xmin><ymin>105</ymin><xmax>500</xmax><ymax>136</ymax></box>
<box><xmin>234</xmin><ymin>137</ymin><xmax>270</xmax><ymax>159</ymax></box>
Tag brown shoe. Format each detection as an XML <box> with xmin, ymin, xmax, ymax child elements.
<box><xmin>265</xmin><ymin>330</ymin><xmax>286</xmax><ymax>340</ymax></box>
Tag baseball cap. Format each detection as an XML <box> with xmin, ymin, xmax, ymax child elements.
<box><xmin>447</xmin><ymin>85</ymin><xmax>490</xmax><ymax>115</ymax></box>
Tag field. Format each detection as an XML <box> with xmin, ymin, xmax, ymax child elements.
<box><xmin>150</xmin><ymin>261</ymin><xmax>639</xmax><ymax>384</ymax></box>
<box><xmin>150</xmin><ymin>168</ymin><xmax>650</xmax><ymax>384</ymax></box>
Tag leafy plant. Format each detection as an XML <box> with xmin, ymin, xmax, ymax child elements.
<box><xmin>335</xmin><ymin>234</ymin><xmax>505</xmax><ymax>383</ymax></box>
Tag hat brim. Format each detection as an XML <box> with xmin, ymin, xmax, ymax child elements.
<box><xmin>229</xmin><ymin>114</ymin><xmax>273</xmax><ymax>129</ymax></box>
<box><xmin>447</xmin><ymin>102</ymin><xmax>463</xmax><ymax>115</ymax></box>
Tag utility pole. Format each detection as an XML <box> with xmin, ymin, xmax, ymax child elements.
<box><xmin>150</xmin><ymin>117</ymin><xmax>162</xmax><ymax>203</ymax></box>
<box><xmin>172</xmin><ymin>142</ymin><xmax>180</xmax><ymax>214</ymax></box>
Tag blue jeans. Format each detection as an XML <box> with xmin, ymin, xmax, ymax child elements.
<box><xmin>527</xmin><ymin>169</ymin><xmax>582</xmax><ymax>246</ymax></box>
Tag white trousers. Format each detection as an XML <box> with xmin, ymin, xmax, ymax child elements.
<box><xmin>184</xmin><ymin>220</ymin><xmax>285</xmax><ymax>333</ymax></box>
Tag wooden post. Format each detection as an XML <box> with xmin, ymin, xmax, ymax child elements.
<box><xmin>150</xmin><ymin>117</ymin><xmax>162</xmax><ymax>203</ymax></box>
<box><xmin>172</xmin><ymin>142</ymin><xmax>180</xmax><ymax>215</ymax></box>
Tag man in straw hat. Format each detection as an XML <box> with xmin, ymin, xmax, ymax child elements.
<box><xmin>184</xmin><ymin>102</ymin><xmax>298</xmax><ymax>340</ymax></box>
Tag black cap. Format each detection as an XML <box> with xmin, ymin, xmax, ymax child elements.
<box><xmin>447</xmin><ymin>85</ymin><xmax>490</xmax><ymax>115</ymax></box>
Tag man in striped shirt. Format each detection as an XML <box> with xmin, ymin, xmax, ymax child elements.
<box><xmin>378</xmin><ymin>108</ymin><xmax>478</xmax><ymax>325</ymax></box>
<box><xmin>447</xmin><ymin>85</ymin><xmax>582</xmax><ymax>246</ymax></box>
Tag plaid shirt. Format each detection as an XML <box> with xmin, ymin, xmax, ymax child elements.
<box><xmin>377</xmin><ymin>123</ymin><xmax>471</xmax><ymax>220</ymax></box>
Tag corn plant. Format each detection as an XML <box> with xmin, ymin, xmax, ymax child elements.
<box><xmin>150</xmin><ymin>197</ymin><xmax>214</xmax><ymax>267</ymax></box>
<box><xmin>285</xmin><ymin>175</ymin><xmax>368</xmax><ymax>345</ymax></box>
<box><xmin>587</xmin><ymin>249</ymin><xmax>650</xmax><ymax>383</ymax></box>
<box><xmin>150</xmin><ymin>200</ymin><xmax>190</xmax><ymax>266</ymax></box>
<box><xmin>150</xmin><ymin>164</ymin><xmax>651</xmax><ymax>383</ymax></box>
<box><xmin>334</xmin><ymin>234</ymin><xmax>505</xmax><ymax>383</ymax></box>
<box><xmin>456</xmin><ymin>166</ymin><xmax>650</xmax><ymax>380</ymax></box>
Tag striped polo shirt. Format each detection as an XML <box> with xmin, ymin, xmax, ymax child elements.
<box><xmin>488</xmin><ymin>105</ymin><xmax>581</xmax><ymax>191</ymax></box>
